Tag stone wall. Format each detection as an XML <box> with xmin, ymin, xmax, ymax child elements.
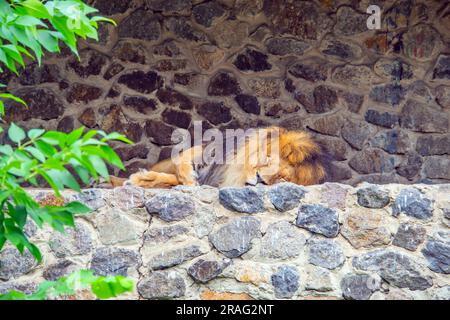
<box><xmin>0</xmin><ymin>0</ymin><xmax>449</xmax><ymax>185</ymax></box>
<box><xmin>0</xmin><ymin>183</ymin><xmax>449</xmax><ymax>300</ymax></box>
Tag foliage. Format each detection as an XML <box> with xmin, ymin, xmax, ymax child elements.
<box><xmin>0</xmin><ymin>124</ymin><xmax>132</xmax><ymax>261</ymax></box>
<box><xmin>0</xmin><ymin>270</ymin><xmax>134</xmax><ymax>300</ymax></box>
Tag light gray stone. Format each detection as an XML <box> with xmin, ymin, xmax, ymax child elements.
<box><xmin>392</xmin><ymin>188</ymin><xmax>433</xmax><ymax>219</ymax></box>
<box><xmin>357</xmin><ymin>186</ymin><xmax>390</xmax><ymax>208</ymax></box>
<box><xmin>0</xmin><ymin>248</ymin><xmax>36</xmax><ymax>280</ymax></box>
<box><xmin>271</xmin><ymin>265</ymin><xmax>299</xmax><ymax>299</ymax></box>
<box><xmin>296</xmin><ymin>204</ymin><xmax>339</xmax><ymax>238</ymax></box>
<box><xmin>90</xmin><ymin>247</ymin><xmax>141</xmax><ymax>276</ymax></box>
<box><xmin>147</xmin><ymin>245</ymin><xmax>204</xmax><ymax>270</ymax></box>
<box><xmin>341</xmin><ymin>273</ymin><xmax>380</xmax><ymax>300</ymax></box>
<box><xmin>261</xmin><ymin>221</ymin><xmax>306</xmax><ymax>259</ymax></box>
<box><xmin>393</xmin><ymin>223</ymin><xmax>426</xmax><ymax>251</ymax></box>
<box><xmin>421</xmin><ymin>231</ymin><xmax>450</xmax><ymax>274</ymax></box>
<box><xmin>145</xmin><ymin>192</ymin><xmax>195</xmax><ymax>222</ymax></box>
<box><xmin>138</xmin><ymin>271</ymin><xmax>185</xmax><ymax>299</ymax></box>
<box><xmin>219</xmin><ymin>187</ymin><xmax>265</xmax><ymax>213</ymax></box>
<box><xmin>48</xmin><ymin>222</ymin><xmax>93</xmax><ymax>258</ymax></box>
<box><xmin>308</xmin><ymin>238</ymin><xmax>345</xmax><ymax>270</ymax></box>
<box><xmin>268</xmin><ymin>182</ymin><xmax>306</xmax><ymax>212</ymax></box>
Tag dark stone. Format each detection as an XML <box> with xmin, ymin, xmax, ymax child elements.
<box><xmin>0</xmin><ymin>248</ymin><xmax>36</xmax><ymax>280</ymax></box>
<box><xmin>348</xmin><ymin>148</ymin><xmax>396</xmax><ymax>174</ymax></box>
<box><xmin>67</xmin><ymin>50</ymin><xmax>108</xmax><ymax>78</ymax></box>
<box><xmin>284</xmin><ymin>78</ymin><xmax>296</xmax><ymax>93</ymax></box>
<box><xmin>375</xmin><ymin>58</ymin><xmax>414</xmax><ymax>81</ymax></box>
<box><xmin>57</xmin><ymin>116</ymin><xmax>74</xmax><ymax>133</ymax></box>
<box><xmin>396</xmin><ymin>152</ymin><xmax>423</xmax><ymax>180</ymax></box>
<box><xmin>423</xmin><ymin>157</ymin><xmax>450</xmax><ymax>180</ymax></box>
<box><xmin>342</xmin><ymin>92</ymin><xmax>364</xmax><ymax>113</ymax></box>
<box><xmin>145</xmin><ymin>120</ymin><xmax>175</xmax><ymax>145</ymax></box>
<box><xmin>219</xmin><ymin>187</ymin><xmax>265</xmax><ymax>214</ymax></box>
<box><xmin>288</xmin><ymin>61</ymin><xmax>327</xmax><ymax>82</ymax></box>
<box><xmin>308</xmin><ymin>238</ymin><xmax>345</xmax><ymax>270</ymax></box>
<box><xmin>321</xmin><ymin>39</ymin><xmax>360</xmax><ymax>60</ymax></box>
<box><xmin>352</xmin><ymin>249</ymin><xmax>433</xmax><ymax>290</ymax></box>
<box><xmin>161</xmin><ymin>108</ymin><xmax>191</xmax><ymax>129</ymax></box>
<box><xmin>233</xmin><ymin>48</ymin><xmax>271</xmax><ymax>72</ymax></box>
<box><xmin>67</xmin><ymin>83</ymin><xmax>103</xmax><ymax>103</ymax></box>
<box><xmin>268</xmin><ymin>182</ymin><xmax>306</xmax><ymax>212</ymax></box>
<box><xmin>208</xmin><ymin>71</ymin><xmax>241</xmax><ymax>96</ymax></box>
<box><xmin>264</xmin><ymin>102</ymin><xmax>299</xmax><ymax>118</ymax></box>
<box><xmin>166</xmin><ymin>17</ymin><xmax>207</xmax><ymax>42</ymax></box>
<box><xmin>327</xmin><ymin>162</ymin><xmax>353</xmax><ymax>182</ymax></box>
<box><xmin>6</xmin><ymin>88</ymin><xmax>64</xmax><ymax>121</ymax></box>
<box><xmin>148</xmin><ymin>245</ymin><xmax>204</xmax><ymax>270</ymax></box>
<box><xmin>78</xmin><ymin>108</ymin><xmax>96</xmax><ymax>128</ymax></box>
<box><xmin>43</xmin><ymin>260</ymin><xmax>77</xmax><ymax>281</ymax></box>
<box><xmin>209</xmin><ymin>216</ymin><xmax>261</xmax><ymax>258</ymax></box>
<box><xmin>146</xmin><ymin>0</ymin><xmax>191</xmax><ymax>15</ymax></box>
<box><xmin>106</xmin><ymin>85</ymin><xmax>121</xmax><ymax>99</ymax></box>
<box><xmin>393</xmin><ymin>223</ymin><xmax>426</xmax><ymax>251</ymax></box>
<box><xmin>369</xmin><ymin>84</ymin><xmax>406</xmax><ymax>106</ymax></box>
<box><xmin>235</xmin><ymin>94</ymin><xmax>260</xmax><ymax>115</ymax></box>
<box><xmin>265</xmin><ymin>37</ymin><xmax>310</xmax><ymax>56</ymax></box>
<box><xmin>315</xmin><ymin>136</ymin><xmax>348</xmax><ymax>161</ymax></box>
<box><xmin>187</xmin><ymin>259</ymin><xmax>229</xmax><ymax>283</ymax></box>
<box><xmin>115</xmin><ymin>144</ymin><xmax>149</xmax><ymax>161</ymax></box>
<box><xmin>357</xmin><ymin>186</ymin><xmax>390</xmax><ymax>208</ymax></box>
<box><xmin>296</xmin><ymin>204</ymin><xmax>339</xmax><ymax>238</ymax></box>
<box><xmin>94</xmin><ymin>0</ymin><xmax>130</xmax><ymax>15</ymax></box>
<box><xmin>100</xmin><ymin>105</ymin><xmax>143</xmax><ymax>142</ymax></box>
<box><xmin>308</xmin><ymin>114</ymin><xmax>343</xmax><ymax>136</ymax></box>
<box><xmin>123</xmin><ymin>95</ymin><xmax>157</xmax><ymax>114</ymax></box>
<box><xmin>154</xmin><ymin>59</ymin><xmax>187</xmax><ymax>72</ymax></box>
<box><xmin>370</xmin><ymin>129</ymin><xmax>410</xmax><ymax>154</ymax></box>
<box><xmin>334</xmin><ymin>6</ymin><xmax>368</xmax><ymax>36</ymax></box>
<box><xmin>18</xmin><ymin>63</ymin><xmax>60</xmax><ymax>85</ymax></box>
<box><xmin>416</xmin><ymin>135</ymin><xmax>450</xmax><ymax>156</ymax></box>
<box><xmin>145</xmin><ymin>191</ymin><xmax>195</xmax><ymax>222</ymax></box>
<box><xmin>156</xmin><ymin>88</ymin><xmax>192</xmax><ymax>110</ymax></box>
<box><xmin>432</xmin><ymin>55</ymin><xmax>450</xmax><ymax>80</ymax></box>
<box><xmin>297</xmin><ymin>86</ymin><xmax>338</xmax><ymax>114</ymax></box>
<box><xmin>196</xmin><ymin>101</ymin><xmax>232</xmax><ymax>125</ymax></box>
<box><xmin>365</xmin><ymin>110</ymin><xmax>399</xmax><ymax>128</ymax></box>
<box><xmin>144</xmin><ymin>225</ymin><xmax>189</xmax><ymax>244</ymax></box>
<box><xmin>118</xmin><ymin>70</ymin><xmax>163</xmax><ymax>94</ymax></box>
<box><xmin>104</xmin><ymin>62</ymin><xmax>124</xmax><ymax>80</ymax></box>
<box><xmin>118</xmin><ymin>9</ymin><xmax>161</xmax><ymax>40</ymax></box>
<box><xmin>0</xmin><ymin>281</ymin><xmax>37</xmax><ymax>295</ymax></box>
<box><xmin>264</xmin><ymin>0</ymin><xmax>331</xmax><ymax>40</ymax></box>
<box><xmin>271</xmin><ymin>265</ymin><xmax>299</xmax><ymax>299</ymax></box>
<box><xmin>192</xmin><ymin>2</ymin><xmax>225</xmax><ymax>27</ymax></box>
<box><xmin>392</xmin><ymin>188</ymin><xmax>433</xmax><ymax>219</ymax></box>
<box><xmin>138</xmin><ymin>271</ymin><xmax>185</xmax><ymax>299</ymax></box>
<box><xmin>400</xmin><ymin>100</ymin><xmax>449</xmax><ymax>133</ymax></box>
<box><xmin>422</xmin><ymin>231</ymin><xmax>450</xmax><ymax>274</ymax></box>
<box><xmin>90</xmin><ymin>247</ymin><xmax>140</xmax><ymax>276</ymax></box>
<box><xmin>112</xmin><ymin>41</ymin><xmax>146</xmax><ymax>64</ymax></box>
<box><xmin>342</xmin><ymin>120</ymin><xmax>377</xmax><ymax>150</ymax></box>
<box><xmin>49</xmin><ymin>222</ymin><xmax>93</xmax><ymax>258</ymax></box>
<box><xmin>153</xmin><ymin>39</ymin><xmax>181</xmax><ymax>57</ymax></box>
<box><xmin>341</xmin><ymin>274</ymin><xmax>380</xmax><ymax>300</ymax></box>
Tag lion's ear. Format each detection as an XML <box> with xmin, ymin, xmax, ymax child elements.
<box><xmin>279</xmin><ymin>131</ymin><xmax>322</xmax><ymax>165</ymax></box>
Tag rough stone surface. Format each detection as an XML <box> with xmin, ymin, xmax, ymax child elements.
<box><xmin>0</xmin><ymin>249</ymin><xmax>36</xmax><ymax>280</ymax></box>
<box><xmin>268</xmin><ymin>182</ymin><xmax>305</xmax><ymax>212</ymax></box>
<box><xmin>90</xmin><ymin>247</ymin><xmax>140</xmax><ymax>276</ymax></box>
<box><xmin>341</xmin><ymin>274</ymin><xmax>380</xmax><ymax>300</ymax></box>
<box><xmin>209</xmin><ymin>216</ymin><xmax>261</xmax><ymax>258</ymax></box>
<box><xmin>148</xmin><ymin>245</ymin><xmax>204</xmax><ymax>270</ymax></box>
<box><xmin>187</xmin><ymin>259</ymin><xmax>229</xmax><ymax>283</ymax></box>
<box><xmin>393</xmin><ymin>223</ymin><xmax>426</xmax><ymax>251</ymax></box>
<box><xmin>357</xmin><ymin>186</ymin><xmax>390</xmax><ymax>208</ymax></box>
<box><xmin>118</xmin><ymin>9</ymin><xmax>161</xmax><ymax>40</ymax></box>
<box><xmin>421</xmin><ymin>232</ymin><xmax>450</xmax><ymax>274</ymax></box>
<box><xmin>271</xmin><ymin>265</ymin><xmax>299</xmax><ymax>299</ymax></box>
<box><xmin>308</xmin><ymin>238</ymin><xmax>345</xmax><ymax>270</ymax></box>
<box><xmin>296</xmin><ymin>204</ymin><xmax>339</xmax><ymax>238</ymax></box>
<box><xmin>138</xmin><ymin>271</ymin><xmax>185</xmax><ymax>299</ymax></box>
<box><xmin>261</xmin><ymin>221</ymin><xmax>306</xmax><ymax>259</ymax></box>
<box><xmin>392</xmin><ymin>188</ymin><xmax>433</xmax><ymax>220</ymax></box>
<box><xmin>145</xmin><ymin>192</ymin><xmax>195</xmax><ymax>222</ymax></box>
<box><xmin>400</xmin><ymin>100</ymin><xmax>449</xmax><ymax>133</ymax></box>
<box><xmin>48</xmin><ymin>222</ymin><xmax>93</xmax><ymax>258</ymax></box>
<box><xmin>219</xmin><ymin>187</ymin><xmax>265</xmax><ymax>214</ymax></box>
<box><xmin>352</xmin><ymin>249</ymin><xmax>433</xmax><ymax>290</ymax></box>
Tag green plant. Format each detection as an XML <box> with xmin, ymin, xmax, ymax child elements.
<box><xmin>0</xmin><ymin>124</ymin><xmax>132</xmax><ymax>261</ymax></box>
<box><xmin>0</xmin><ymin>270</ymin><xmax>134</xmax><ymax>300</ymax></box>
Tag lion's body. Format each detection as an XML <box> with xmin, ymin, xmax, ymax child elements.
<box><xmin>111</xmin><ymin>127</ymin><xmax>329</xmax><ymax>188</ymax></box>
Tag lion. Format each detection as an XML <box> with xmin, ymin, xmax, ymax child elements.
<box><xmin>110</xmin><ymin>127</ymin><xmax>329</xmax><ymax>188</ymax></box>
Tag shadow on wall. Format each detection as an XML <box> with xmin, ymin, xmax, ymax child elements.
<box><xmin>1</xmin><ymin>0</ymin><xmax>450</xmax><ymax>186</ymax></box>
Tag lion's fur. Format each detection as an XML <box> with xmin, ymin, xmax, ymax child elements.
<box><xmin>111</xmin><ymin>127</ymin><xmax>329</xmax><ymax>188</ymax></box>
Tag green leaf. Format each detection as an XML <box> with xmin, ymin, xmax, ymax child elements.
<box><xmin>91</xmin><ymin>276</ymin><xmax>134</xmax><ymax>299</ymax></box>
<box><xmin>24</xmin><ymin>146</ymin><xmax>46</xmax><ymax>162</ymax></box>
<box><xmin>28</xmin><ymin>128</ymin><xmax>45</xmax><ymax>140</ymax></box>
<box><xmin>64</xmin><ymin>201</ymin><xmax>91</xmax><ymax>214</ymax></box>
<box><xmin>18</xmin><ymin>0</ymin><xmax>51</xmax><ymax>19</ymax></box>
<box><xmin>8</xmin><ymin>122</ymin><xmax>26</xmax><ymax>144</ymax></box>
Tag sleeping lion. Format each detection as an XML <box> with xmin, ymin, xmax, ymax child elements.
<box><xmin>111</xmin><ymin>126</ymin><xmax>329</xmax><ymax>188</ymax></box>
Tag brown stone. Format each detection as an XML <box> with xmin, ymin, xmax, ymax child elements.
<box><xmin>200</xmin><ymin>291</ymin><xmax>254</xmax><ymax>300</ymax></box>
<box><xmin>423</xmin><ymin>157</ymin><xmax>450</xmax><ymax>180</ymax></box>
<box><xmin>193</xmin><ymin>45</ymin><xmax>224</xmax><ymax>70</ymax></box>
<box><xmin>332</xmin><ymin>65</ymin><xmax>381</xmax><ymax>88</ymax></box>
<box><xmin>264</xmin><ymin>102</ymin><xmax>299</xmax><ymax>118</ymax></box>
<box><xmin>326</xmin><ymin>162</ymin><xmax>352</xmax><ymax>182</ymax></box>
<box><xmin>67</xmin><ymin>49</ymin><xmax>108</xmax><ymax>78</ymax></box>
<box><xmin>396</xmin><ymin>152</ymin><xmax>423</xmax><ymax>180</ymax></box>
<box><xmin>118</xmin><ymin>9</ymin><xmax>161</xmax><ymax>41</ymax></box>
<box><xmin>100</xmin><ymin>105</ymin><xmax>143</xmax><ymax>142</ymax></box>
<box><xmin>118</xmin><ymin>70</ymin><xmax>163</xmax><ymax>94</ymax></box>
<box><xmin>435</xmin><ymin>86</ymin><xmax>450</xmax><ymax>109</ymax></box>
<box><xmin>162</xmin><ymin>108</ymin><xmax>191</xmax><ymax>129</ymax></box>
<box><xmin>208</xmin><ymin>71</ymin><xmax>241</xmax><ymax>96</ymax></box>
<box><xmin>289</xmin><ymin>58</ymin><xmax>328</xmax><ymax>82</ymax></box>
<box><xmin>104</xmin><ymin>62</ymin><xmax>124</xmax><ymax>80</ymax></box>
<box><xmin>57</xmin><ymin>116</ymin><xmax>75</xmax><ymax>134</ymax></box>
<box><xmin>341</xmin><ymin>211</ymin><xmax>391</xmax><ymax>249</ymax></box>
<box><xmin>18</xmin><ymin>63</ymin><xmax>60</xmax><ymax>85</ymax></box>
<box><xmin>212</xmin><ymin>20</ymin><xmax>249</xmax><ymax>48</ymax></box>
<box><xmin>144</xmin><ymin>120</ymin><xmax>175</xmax><ymax>145</ymax></box>
<box><xmin>315</xmin><ymin>136</ymin><xmax>348</xmax><ymax>161</ymax></box>
<box><xmin>156</xmin><ymin>88</ymin><xmax>193</xmax><ymax>110</ymax></box>
<box><xmin>152</xmin><ymin>40</ymin><xmax>181</xmax><ymax>57</ymax></box>
<box><xmin>112</xmin><ymin>41</ymin><xmax>146</xmax><ymax>64</ymax></box>
<box><xmin>196</xmin><ymin>102</ymin><xmax>232</xmax><ymax>125</ymax></box>
<box><xmin>123</xmin><ymin>96</ymin><xmax>157</xmax><ymax>114</ymax></box>
<box><xmin>154</xmin><ymin>59</ymin><xmax>188</xmax><ymax>72</ymax></box>
<box><xmin>67</xmin><ymin>83</ymin><xmax>103</xmax><ymax>103</ymax></box>
<box><xmin>248</xmin><ymin>78</ymin><xmax>280</xmax><ymax>99</ymax></box>
<box><xmin>78</xmin><ymin>108</ymin><xmax>96</xmax><ymax>128</ymax></box>
<box><xmin>115</xmin><ymin>144</ymin><xmax>150</xmax><ymax>162</ymax></box>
